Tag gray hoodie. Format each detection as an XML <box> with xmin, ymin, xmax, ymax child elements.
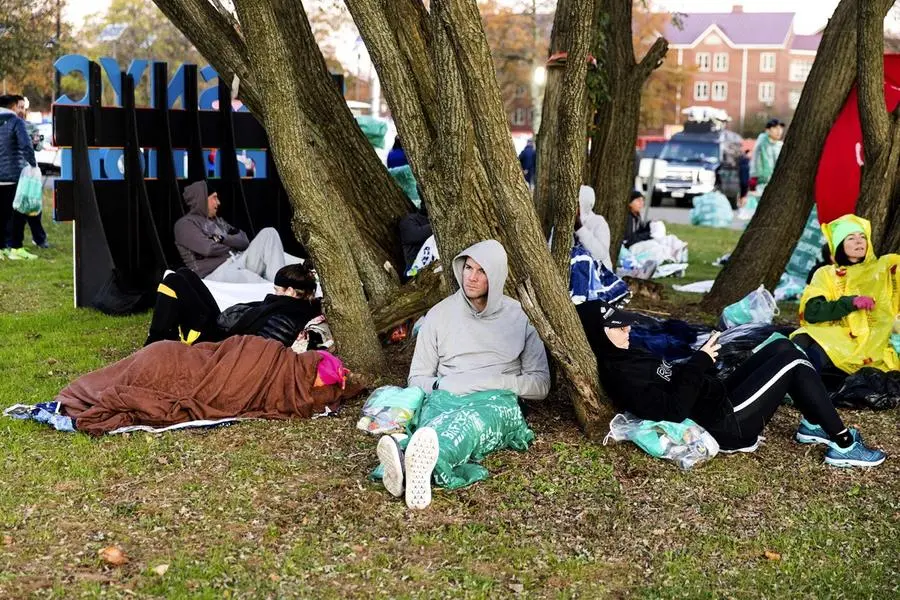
<box><xmin>407</xmin><ymin>240</ymin><xmax>550</xmax><ymax>400</ymax></box>
<box><xmin>174</xmin><ymin>181</ymin><xmax>249</xmax><ymax>277</ymax></box>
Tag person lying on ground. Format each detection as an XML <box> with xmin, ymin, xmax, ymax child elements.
<box><xmin>578</xmin><ymin>300</ymin><xmax>886</xmax><ymax>468</ymax></box>
<box><xmin>792</xmin><ymin>214</ymin><xmax>900</xmax><ymax>375</ymax></box>
<box><xmin>174</xmin><ymin>180</ymin><xmax>293</xmax><ymax>284</ymax></box>
<box><xmin>624</xmin><ymin>190</ymin><xmax>654</xmax><ymax>248</ymax></box>
<box><xmin>377</xmin><ymin>239</ymin><xmax>551</xmax><ymax>509</ymax></box>
<box><xmin>144</xmin><ymin>262</ymin><xmax>322</xmax><ymax>348</ymax></box>
<box><xmin>575</xmin><ymin>185</ymin><xmax>612</xmax><ymax>271</ymax></box>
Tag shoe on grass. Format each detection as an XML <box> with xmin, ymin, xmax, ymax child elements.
<box><xmin>825</xmin><ymin>431</ymin><xmax>885</xmax><ymax>468</ymax></box>
<box><xmin>720</xmin><ymin>435</ymin><xmax>762</xmax><ymax>454</ymax></box>
<box><xmin>376</xmin><ymin>435</ymin><xmax>405</xmax><ymax>498</ymax></box>
<box><xmin>404</xmin><ymin>427</ymin><xmax>440</xmax><ymax>510</ymax></box>
<box><xmin>7</xmin><ymin>247</ymin><xmax>38</xmax><ymax>260</ymax></box>
<box><xmin>32</xmin><ymin>239</ymin><xmax>50</xmax><ymax>249</ymax></box>
<box><xmin>794</xmin><ymin>419</ymin><xmax>830</xmax><ymax>445</ymax></box>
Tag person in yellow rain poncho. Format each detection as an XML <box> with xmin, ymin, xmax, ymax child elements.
<box><xmin>791</xmin><ymin>215</ymin><xmax>900</xmax><ymax>375</ymax></box>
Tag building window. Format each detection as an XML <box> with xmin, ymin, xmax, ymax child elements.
<box><xmin>789</xmin><ymin>90</ymin><xmax>802</xmax><ymax>109</ymax></box>
<box><xmin>694</xmin><ymin>81</ymin><xmax>710</xmax><ymax>101</ymax></box>
<box><xmin>789</xmin><ymin>60</ymin><xmax>813</xmax><ymax>82</ymax></box>
<box><xmin>512</xmin><ymin>108</ymin><xmax>527</xmax><ymax>125</ymax></box>
<box><xmin>760</xmin><ymin>52</ymin><xmax>777</xmax><ymax>73</ymax></box>
<box><xmin>712</xmin><ymin>82</ymin><xmax>728</xmax><ymax>101</ymax></box>
<box><xmin>696</xmin><ymin>53</ymin><xmax>711</xmax><ymax>72</ymax></box>
<box><xmin>713</xmin><ymin>53</ymin><xmax>729</xmax><ymax>72</ymax></box>
<box><xmin>759</xmin><ymin>82</ymin><xmax>776</xmax><ymax>104</ymax></box>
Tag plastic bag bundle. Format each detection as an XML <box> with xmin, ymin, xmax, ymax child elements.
<box><xmin>784</xmin><ymin>207</ymin><xmax>826</xmax><ymax>281</ymax></box>
<box><xmin>410</xmin><ymin>390</ymin><xmax>534</xmax><ymax>490</ymax></box>
<box><xmin>721</xmin><ymin>285</ymin><xmax>779</xmax><ymax>329</ymax></box>
<box><xmin>13</xmin><ymin>165</ymin><xmax>42</xmax><ymax>215</ymax></box>
<box><xmin>829</xmin><ymin>367</ymin><xmax>900</xmax><ymax>411</ymax></box>
<box><xmin>355</xmin><ymin>116</ymin><xmax>388</xmax><ymax>149</ymax></box>
<box><xmin>689</xmin><ymin>191</ymin><xmax>733</xmax><ymax>228</ymax></box>
<box><xmin>357</xmin><ymin>386</ymin><xmax>425</xmax><ymax>435</ymax></box>
<box><xmin>604</xmin><ymin>413</ymin><xmax>719</xmax><ymax>470</ymax></box>
<box><xmin>737</xmin><ymin>188</ymin><xmax>761</xmax><ymax>223</ymax></box>
<box><xmin>388</xmin><ymin>165</ymin><xmax>420</xmax><ymax>206</ymax></box>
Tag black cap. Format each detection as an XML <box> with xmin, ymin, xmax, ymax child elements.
<box><xmin>629</xmin><ymin>190</ymin><xmax>644</xmax><ymax>201</ymax></box>
<box><xmin>596</xmin><ymin>301</ymin><xmax>641</xmax><ymax>328</ymax></box>
<box><xmin>765</xmin><ymin>118</ymin><xmax>785</xmax><ymax>129</ymax></box>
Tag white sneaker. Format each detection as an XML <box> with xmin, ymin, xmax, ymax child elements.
<box><xmin>720</xmin><ymin>435</ymin><xmax>764</xmax><ymax>454</ymax></box>
<box><xmin>404</xmin><ymin>427</ymin><xmax>440</xmax><ymax>510</ymax></box>
<box><xmin>376</xmin><ymin>435</ymin><xmax>405</xmax><ymax>498</ymax></box>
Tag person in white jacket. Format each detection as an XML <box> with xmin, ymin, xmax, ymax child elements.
<box><xmin>574</xmin><ymin>185</ymin><xmax>612</xmax><ymax>271</ymax></box>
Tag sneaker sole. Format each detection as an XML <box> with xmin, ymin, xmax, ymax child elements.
<box><xmin>824</xmin><ymin>455</ymin><xmax>885</xmax><ymax>468</ymax></box>
<box><xmin>795</xmin><ymin>432</ymin><xmax>830</xmax><ymax>445</ymax></box>
<box><xmin>404</xmin><ymin>427</ymin><xmax>440</xmax><ymax>510</ymax></box>
<box><xmin>376</xmin><ymin>436</ymin><xmax>404</xmax><ymax>498</ymax></box>
<box><xmin>720</xmin><ymin>438</ymin><xmax>760</xmax><ymax>454</ymax></box>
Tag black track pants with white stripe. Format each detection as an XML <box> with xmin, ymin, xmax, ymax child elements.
<box><xmin>709</xmin><ymin>338</ymin><xmax>846</xmax><ymax>449</ymax></box>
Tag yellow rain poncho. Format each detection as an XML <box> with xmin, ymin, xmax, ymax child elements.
<box><xmin>792</xmin><ymin>215</ymin><xmax>900</xmax><ymax>374</ymax></box>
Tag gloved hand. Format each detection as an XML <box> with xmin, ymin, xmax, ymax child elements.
<box><xmin>852</xmin><ymin>296</ymin><xmax>876</xmax><ymax>311</ymax></box>
<box><xmin>748</xmin><ymin>177</ymin><xmax>758</xmax><ymax>191</ymax></box>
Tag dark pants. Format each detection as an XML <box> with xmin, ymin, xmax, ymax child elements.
<box><xmin>790</xmin><ymin>333</ymin><xmax>846</xmax><ymax>392</ymax></box>
<box><xmin>704</xmin><ymin>338</ymin><xmax>846</xmax><ymax>450</ymax></box>
<box><xmin>144</xmin><ymin>268</ymin><xmax>224</xmax><ymax>346</ymax></box>
<box><xmin>0</xmin><ymin>185</ymin><xmax>16</xmax><ymax>249</ymax></box>
<box><xmin>7</xmin><ymin>211</ymin><xmax>46</xmax><ymax>248</ymax></box>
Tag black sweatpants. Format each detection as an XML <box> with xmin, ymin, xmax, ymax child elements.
<box><xmin>705</xmin><ymin>338</ymin><xmax>846</xmax><ymax>450</ymax></box>
<box><xmin>7</xmin><ymin>210</ymin><xmax>46</xmax><ymax>247</ymax></box>
<box><xmin>144</xmin><ymin>268</ymin><xmax>224</xmax><ymax>346</ymax></box>
<box><xmin>0</xmin><ymin>185</ymin><xmax>15</xmax><ymax>249</ymax></box>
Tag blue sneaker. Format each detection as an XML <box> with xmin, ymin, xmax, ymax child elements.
<box><xmin>795</xmin><ymin>419</ymin><xmax>830</xmax><ymax>445</ymax></box>
<box><xmin>825</xmin><ymin>432</ymin><xmax>886</xmax><ymax>468</ymax></box>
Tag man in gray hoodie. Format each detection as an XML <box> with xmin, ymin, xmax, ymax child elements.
<box><xmin>408</xmin><ymin>239</ymin><xmax>550</xmax><ymax>399</ymax></box>
<box><xmin>174</xmin><ymin>180</ymin><xmax>289</xmax><ymax>283</ymax></box>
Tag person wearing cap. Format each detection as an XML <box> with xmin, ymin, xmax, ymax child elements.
<box><xmin>174</xmin><ymin>180</ymin><xmax>291</xmax><ymax>283</ymax></box>
<box><xmin>376</xmin><ymin>240</ymin><xmax>551</xmax><ymax>509</ymax></box>
<box><xmin>624</xmin><ymin>190</ymin><xmax>653</xmax><ymax>247</ymax></box>
<box><xmin>576</xmin><ymin>300</ymin><xmax>886</xmax><ymax>467</ymax></box>
<box><xmin>144</xmin><ymin>261</ymin><xmax>322</xmax><ymax>347</ymax></box>
<box><xmin>791</xmin><ymin>214</ymin><xmax>900</xmax><ymax>375</ymax></box>
<box><xmin>749</xmin><ymin>118</ymin><xmax>784</xmax><ymax>190</ymax></box>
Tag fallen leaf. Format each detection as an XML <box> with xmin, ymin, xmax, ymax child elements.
<box><xmin>99</xmin><ymin>546</ymin><xmax>129</xmax><ymax>566</ymax></box>
<box><xmin>152</xmin><ymin>564</ymin><xmax>169</xmax><ymax>576</ymax></box>
<box><xmin>509</xmin><ymin>583</ymin><xmax>524</xmax><ymax>594</ymax></box>
<box><xmin>2</xmin><ymin>535</ymin><xmax>12</xmax><ymax>546</ymax></box>
<box><xmin>269</xmin><ymin>573</ymin><xmax>280</xmax><ymax>582</ymax></box>
<box><xmin>763</xmin><ymin>550</ymin><xmax>781</xmax><ymax>561</ymax></box>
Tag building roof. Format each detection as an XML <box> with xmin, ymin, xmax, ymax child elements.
<box><xmin>664</xmin><ymin>12</ymin><xmax>795</xmax><ymax>47</ymax></box>
<box><xmin>791</xmin><ymin>33</ymin><xmax>822</xmax><ymax>51</ymax></box>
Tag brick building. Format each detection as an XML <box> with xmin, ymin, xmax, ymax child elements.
<box><xmin>663</xmin><ymin>5</ymin><xmax>821</xmax><ymax>132</ymax></box>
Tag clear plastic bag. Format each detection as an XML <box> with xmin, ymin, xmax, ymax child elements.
<box><xmin>604</xmin><ymin>412</ymin><xmax>720</xmax><ymax>470</ymax></box>
<box><xmin>721</xmin><ymin>285</ymin><xmax>779</xmax><ymax>329</ymax></box>
<box><xmin>356</xmin><ymin>385</ymin><xmax>425</xmax><ymax>435</ymax></box>
<box><xmin>13</xmin><ymin>165</ymin><xmax>42</xmax><ymax>215</ymax></box>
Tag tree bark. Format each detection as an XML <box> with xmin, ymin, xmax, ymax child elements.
<box><xmin>440</xmin><ymin>0</ymin><xmax>609</xmax><ymax>438</ymax></box>
<box><xmin>855</xmin><ymin>0</ymin><xmax>900</xmax><ymax>254</ymax></box>
<box><xmin>234</xmin><ymin>0</ymin><xmax>386</xmax><ymax>373</ymax></box>
<box><xmin>702</xmin><ymin>0</ymin><xmax>896</xmax><ymax>313</ymax></box>
<box><xmin>588</xmin><ymin>0</ymin><xmax>667</xmax><ymax>263</ymax></box>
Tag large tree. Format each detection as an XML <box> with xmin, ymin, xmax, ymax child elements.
<box><xmin>154</xmin><ymin>0</ymin><xmax>616</xmax><ymax>436</ymax></box>
<box><xmin>702</xmin><ymin>0</ymin><xmax>897</xmax><ymax>313</ymax></box>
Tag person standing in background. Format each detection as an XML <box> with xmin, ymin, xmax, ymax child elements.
<box><xmin>0</xmin><ymin>94</ymin><xmax>39</xmax><ymax>260</ymax></box>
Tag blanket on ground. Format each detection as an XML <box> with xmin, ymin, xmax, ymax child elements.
<box><xmin>57</xmin><ymin>336</ymin><xmax>361</xmax><ymax>436</ymax></box>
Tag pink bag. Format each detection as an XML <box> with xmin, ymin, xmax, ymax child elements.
<box><xmin>314</xmin><ymin>351</ymin><xmax>349</xmax><ymax>389</ymax></box>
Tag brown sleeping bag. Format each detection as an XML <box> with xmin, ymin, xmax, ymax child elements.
<box><xmin>57</xmin><ymin>336</ymin><xmax>361</xmax><ymax>436</ymax></box>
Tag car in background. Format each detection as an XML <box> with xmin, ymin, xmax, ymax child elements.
<box><xmin>34</xmin><ymin>122</ymin><xmax>61</xmax><ymax>175</ymax></box>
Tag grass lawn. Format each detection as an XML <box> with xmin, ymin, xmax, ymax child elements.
<box><xmin>1</xmin><ymin>204</ymin><xmax>898</xmax><ymax>598</ymax></box>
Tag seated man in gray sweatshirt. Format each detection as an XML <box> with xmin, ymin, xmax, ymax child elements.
<box><xmin>379</xmin><ymin>239</ymin><xmax>551</xmax><ymax>508</ymax></box>
<box><xmin>174</xmin><ymin>180</ymin><xmax>290</xmax><ymax>284</ymax></box>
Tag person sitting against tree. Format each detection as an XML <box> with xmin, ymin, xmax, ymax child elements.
<box><xmin>144</xmin><ymin>262</ymin><xmax>323</xmax><ymax>348</ymax></box>
<box><xmin>575</xmin><ymin>184</ymin><xmax>612</xmax><ymax>271</ymax></box>
<box><xmin>375</xmin><ymin>240</ymin><xmax>550</xmax><ymax>509</ymax></box>
<box><xmin>791</xmin><ymin>214</ymin><xmax>900</xmax><ymax>376</ymax></box>
<box><xmin>174</xmin><ymin>180</ymin><xmax>294</xmax><ymax>284</ymax></box>
<box><xmin>398</xmin><ymin>201</ymin><xmax>433</xmax><ymax>277</ymax></box>
<box><xmin>624</xmin><ymin>190</ymin><xmax>654</xmax><ymax>247</ymax></box>
<box><xmin>579</xmin><ymin>300</ymin><xmax>885</xmax><ymax>468</ymax></box>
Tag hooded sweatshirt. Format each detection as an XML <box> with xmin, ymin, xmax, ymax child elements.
<box><xmin>574</xmin><ymin>185</ymin><xmax>612</xmax><ymax>270</ymax></box>
<box><xmin>407</xmin><ymin>240</ymin><xmax>550</xmax><ymax>400</ymax></box>
<box><xmin>174</xmin><ymin>181</ymin><xmax>249</xmax><ymax>277</ymax></box>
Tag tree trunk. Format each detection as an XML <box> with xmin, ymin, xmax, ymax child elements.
<box><xmin>234</xmin><ymin>0</ymin><xmax>386</xmax><ymax>373</ymax></box>
<box><xmin>588</xmin><ymin>0</ymin><xmax>667</xmax><ymax>262</ymax></box>
<box><xmin>440</xmin><ymin>0</ymin><xmax>609</xmax><ymax>438</ymax></box>
<box><xmin>855</xmin><ymin>0</ymin><xmax>900</xmax><ymax>254</ymax></box>
<box><xmin>702</xmin><ymin>0</ymin><xmax>896</xmax><ymax>313</ymax></box>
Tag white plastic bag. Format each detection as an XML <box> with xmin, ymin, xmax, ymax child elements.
<box><xmin>604</xmin><ymin>413</ymin><xmax>719</xmax><ymax>470</ymax></box>
<box><xmin>13</xmin><ymin>165</ymin><xmax>42</xmax><ymax>215</ymax></box>
<box><xmin>721</xmin><ymin>285</ymin><xmax>779</xmax><ymax>329</ymax></box>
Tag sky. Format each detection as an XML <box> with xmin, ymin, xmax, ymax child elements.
<box><xmin>65</xmin><ymin>0</ymin><xmax>111</xmax><ymax>26</ymax></box>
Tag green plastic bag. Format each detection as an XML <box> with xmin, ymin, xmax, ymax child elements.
<box><xmin>371</xmin><ymin>389</ymin><xmax>535</xmax><ymax>490</ymax></box>
<box><xmin>388</xmin><ymin>165</ymin><xmax>420</xmax><ymax>206</ymax></box>
<box><xmin>355</xmin><ymin>116</ymin><xmax>387</xmax><ymax>149</ymax></box>
<box><xmin>13</xmin><ymin>165</ymin><xmax>42</xmax><ymax>215</ymax></box>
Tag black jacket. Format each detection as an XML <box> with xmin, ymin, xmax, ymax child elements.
<box><xmin>398</xmin><ymin>212</ymin><xmax>433</xmax><ymax>270</ymax></box>
<box><xmin>576</xmin><ymin>301</ymin><xmax>730</xmax><ymax>427</ymax></box>
<box><xmin>217</xmin><ymin>295</ymin><xmax>322</xmax><ymax>347</ymax></box>
<box><xmin>624</xmin><ymin>212</ymin><xmax>652</xmax><ymax>248</ymax></box>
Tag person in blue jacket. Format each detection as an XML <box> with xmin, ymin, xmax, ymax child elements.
<box><xmin>387</xmin><ymin>137</ymin><xmax>409</xmax><ymax>168</ymax></box>
<box><xmin>0</xmin><ymin>94</ymin><xmax>38</xmax><ymax>260</ymax></box>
